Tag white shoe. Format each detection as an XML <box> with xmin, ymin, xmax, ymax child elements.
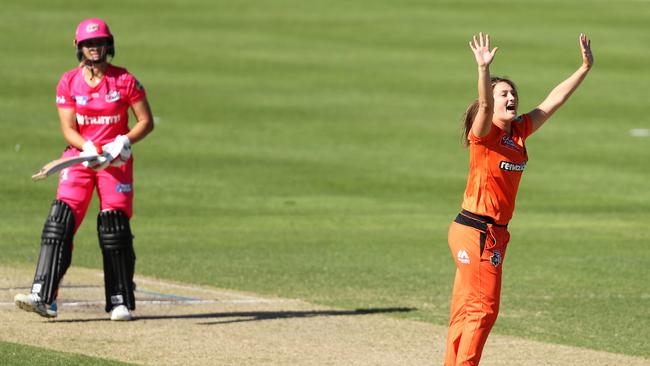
<box><xmin>14</xmin><ymin>293</ymin><xmax>58</xmax><ymax>318</ymax></box>
<box><xmin>110</xmin><ymin>305</ymin><xmax>132</xmax><ymax>321</ymax></box>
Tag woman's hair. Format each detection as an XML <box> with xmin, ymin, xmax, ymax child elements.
<box><xmin>461</xmin><ymin>76</ymin><xmax>517</xmax><ymax>146</ymax></box>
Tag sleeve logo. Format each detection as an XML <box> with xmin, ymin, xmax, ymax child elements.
<box><xmin>74</xmin><ymin>95</ymin><xmax>89</xmax><ymax>105</ymax></box>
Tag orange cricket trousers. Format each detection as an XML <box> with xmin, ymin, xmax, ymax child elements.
<box><xmin>444</xmin><ymin>210</ymin><xmax>510</xmax><ymax>366</ymax></box>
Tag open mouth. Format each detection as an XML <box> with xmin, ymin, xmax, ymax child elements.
<box><xmin>506</xmin><ymin>104</ymin><xmax>516</xmax><ymax>112</ymax></box>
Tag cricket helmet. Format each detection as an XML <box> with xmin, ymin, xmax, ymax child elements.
<box><xmin>74</xmin><ymin>18</ymin><xmax>115</xmax><ymax>61</ymax></box>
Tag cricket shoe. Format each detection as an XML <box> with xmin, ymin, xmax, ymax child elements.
<box><xmin>110</xmin><ymin>305</ymin><xmax>133</xmax><ymax>321</ymax></box>
<box><xmin>14</xmin><ymin>293</ymin><xmax>58</xmax><ymax>318</ymax></box>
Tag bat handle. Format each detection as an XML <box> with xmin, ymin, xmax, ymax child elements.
<box><xmin>31</xmin><ymin>170</ymin><xmax>48</xmax><ymax>182</ymax></box>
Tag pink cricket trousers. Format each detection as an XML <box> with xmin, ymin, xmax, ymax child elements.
<box><xmin>56</xmin><ymin>147</ymin><xmax>134</xmax><ymax>231</ymax></box>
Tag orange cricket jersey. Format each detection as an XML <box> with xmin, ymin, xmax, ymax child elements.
<box><xmin>461</xmin><ymin>114</ymin><xmax>534</xmax><ymax>225</ymax></box>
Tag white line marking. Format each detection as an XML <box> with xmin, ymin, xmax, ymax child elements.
<box><xmin>3</xmin><ymin>272</ymin><xmax>294</xmax><ymax>306</ymax></box>
<box><xmin>136</xmin><ymin>288</ymin><xmax>201</xmax><ymax>301</ymax></box>
<box><xmin>0</xmin><ymin>298</ymin><xmax>296</xmax><ymax>308</ymax></box>
<box><xmin>131</xmin><ymin>276</ymin><xmax>272</xmax><ymax>302</ymax></box>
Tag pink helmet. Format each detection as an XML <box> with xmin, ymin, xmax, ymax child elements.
<box><xmin>75</xmin><ymin>18</ymin><xmax>113</xmax><ymax>45</ymax></box>
<box><xmin>74</xmin><ymin>18</ymin><xmax>115</xmax><ymax>61</ymax></box>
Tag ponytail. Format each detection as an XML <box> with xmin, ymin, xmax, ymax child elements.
<box><xmin>461</xmin><ymin>100</ymin><xmax>480</xmax><ymax>147</ymax></box>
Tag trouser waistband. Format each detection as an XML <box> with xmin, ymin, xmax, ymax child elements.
<box><xmin>454</xmin><ymin>210</ymin><xmax>507</xmax><ymax>256</ymax></box>
<box><xmin>454</xmin><ymin>210</ymin><xmax>508</xmax><ymax>231</ymax></box>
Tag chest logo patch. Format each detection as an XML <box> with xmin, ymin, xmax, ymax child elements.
<box><xmin>500</xmin><ymin>135</ymin><xmax>521</xmax><ymax>152</ymax></box>
<box><xmin>105</xmin><ymin>90</ymin><xmax>121</xmax><ymax>103</ymax></box>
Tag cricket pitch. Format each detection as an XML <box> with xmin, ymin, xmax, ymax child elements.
<box><xmin>1</xmin><ymin>265</ymin><xmax>648</xmax><ymax>365</ymax></box>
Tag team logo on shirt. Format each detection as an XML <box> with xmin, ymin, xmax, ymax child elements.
<box><xmin>74</xmin><ymin>95</ymin><xmax>89</xmax><ymax>105</ymax></box>
<box><xmin>105</xmin><ymin>90</ymin><xmax>121</xmax><ymax>103</ymax></box>
<box><xmin>499</xmin><ymin>160</ymin><xmax>526</xmax><ymax>172</ymax></box>
<box><xmin>500</xmin><ymin>135</ymin><xmax>521</xmax><ymax>152</ymax></box>
<box><xmin>116</xmin><ymin>183</ymin><xmax>132</xmax><ymax>193</ymax></box>
<box><xmin>490</xmin><ymin>250</ymin><xmax>502</xmax><ymax>267</ymax></box>
<box><xmin>76</xmin><ymin>113</ymin><xmax>121</xmax><ymax>125</ymax></box>
<box><xmin>56</xmin><ymin>96</ymin><xmax>66</xmax><ymax>104</ymax></box>
<box><xmin>60</xmin><ymin>168</ymin><xmax>69</xmax><ymax>182</ymax></box>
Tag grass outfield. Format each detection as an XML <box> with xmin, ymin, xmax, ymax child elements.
<box><xmin>1</xmin><ymin>0</ymin><xmax>649</xmax><ymax>361</ymax></box>
<box><xmin>0</xmin><ymin>341</ymin><xmax>133</xmax><ymax>365</ymax></box>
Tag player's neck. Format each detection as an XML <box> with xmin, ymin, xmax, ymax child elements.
<box><xmin>82</xmin><ymin>63</ymin><xmax>108</xmax><ymax>86</ymax></box>
<box><xmin>492</xmin><ymin>119</ymin><xmax>512</xmax><ymax>135</ymax></box>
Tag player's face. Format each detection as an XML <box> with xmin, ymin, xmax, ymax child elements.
<box><xmin>80</xmin><ymin>38</ymin><xmax>109</xmax><ymax>62</ymax></box>
<box><xmin>492</xmin><ymin>82</ymin><xmax>518</xmax><ymax>122</ymax></box>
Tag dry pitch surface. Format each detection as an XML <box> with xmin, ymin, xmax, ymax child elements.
<box><xmin>1</xmin><ymin>265</ymin><xmax>648</xmax><ymax>366</ymax></box>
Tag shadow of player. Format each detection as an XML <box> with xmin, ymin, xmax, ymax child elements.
<box><xmin>50</xmin><ymin>307</ymin><xmax>416</xmax><ymax>324</ymax></box>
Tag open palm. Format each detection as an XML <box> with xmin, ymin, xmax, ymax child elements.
<box><xmin>469</xmin><ymin>32</ymin><xmax>498</xmax><ymax>67</ymax></box>
<box><xmin>580</xmin><ymin>33</ymin><xmax>594</xmax><ymax>68</ymax></box>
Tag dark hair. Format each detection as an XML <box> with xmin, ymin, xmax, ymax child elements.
<box><xmin>461</xmin><ymin>76</ymin><xmax>517</xmax><ymax>146</ymax></box>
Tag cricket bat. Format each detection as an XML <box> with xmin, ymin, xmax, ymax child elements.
<box><xmin>31</xmin><ymin>155</ymin><xmax>98</xmax><ymax>182</ymax></box>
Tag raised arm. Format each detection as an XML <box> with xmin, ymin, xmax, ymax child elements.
<box><xmin>469</xmin><ymin>32</ymin><xmax>499</xmax><ymax>138</ymax></box>
<box><xmin>528</xmin><ymin>33</ymin><xmax>593</xmax><ymax>132</ymax></box>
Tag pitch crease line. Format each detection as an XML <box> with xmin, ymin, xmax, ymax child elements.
<box><xmin>0</xmin><ymin>299</ymin><xmax>294</xmax><ymax>307</ymax></box>
<box><xmin>130</xmin><ymin>276</ymin><xmax>271</xmax><ymax>301</ymax></box>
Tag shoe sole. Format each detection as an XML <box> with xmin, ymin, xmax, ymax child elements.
<box><xmin>15</xmin><ymin>299</ymin><xmax>57</xmax><ymax>318</ymax></box>
<box><xmin>110</xmin><ymin>312</ymin><xmax>133</xmax><ymax>321</ymax></box>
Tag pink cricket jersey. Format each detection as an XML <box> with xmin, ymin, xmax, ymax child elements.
<box><xmin>56</xmin><ymin>64</ymin><xmax>146</xmax><ymax>145</ymax></box>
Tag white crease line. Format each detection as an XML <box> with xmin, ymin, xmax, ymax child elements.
<box><xmin>0</xmin><ymin>298</ymin><xmax>297</xmax><ymax>308</ymax></box>
<box><xmin>6</xmin><ymin>273</ymin><xmax>290</xmax><ymax>303</ymax></box>
<box><xmin>131</xmin><ymin>276</ymin><xmax>272</xmax><ymax>302</ymax></box>
<box><xmin>2</xmin><ymin>284</ymin><xmax>264</xmax><ymax>302</ymax></box>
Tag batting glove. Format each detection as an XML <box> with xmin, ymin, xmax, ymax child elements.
<box><xmin>81</xmin><ymin>140</ymin><xmax>110</xmax><ymax>171</ymax></box>
<box><xmin>102</xmin><ymin>135</ymin><xmax>131</xmax><ymax>167</ymax></box>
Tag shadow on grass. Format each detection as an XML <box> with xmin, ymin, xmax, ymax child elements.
<box><xmin>51</xmin><ymin>307</ymin><xmax>417</xmax><ymax>325</ymax></box>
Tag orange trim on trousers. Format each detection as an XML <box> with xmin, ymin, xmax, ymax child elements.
<box><xmin>444</xmin><ymin>212</ymin><xmax>510</xmax><ymax>366</ymax></box>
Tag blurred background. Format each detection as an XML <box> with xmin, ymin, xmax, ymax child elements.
<box><xmin>1</xmin><ymin>0</ymin><xmax>648</xmax><ymax>359</ymax></box>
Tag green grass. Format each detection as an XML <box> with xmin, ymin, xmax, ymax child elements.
<box><xmin>0</xmin><ymin>341</ymin><xmax>133</xmax><ymax>365</ymax></box>
<box><xmin>1</xmin><ymin>0</ymin><xmax>649</xmax><ymax>361</ymax></box>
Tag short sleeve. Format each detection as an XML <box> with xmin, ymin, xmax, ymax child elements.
<box><xmin>467</xmin><ymin>123</ymin><xmax>499</xmax><ymax>145</ymax></box>
<box><xmin>123</xmin><ymin>73</ymin><xmax>146</xmax><ymax>105</ymax></box>
<box><xmin>55</xmin><ymin>74</ymin><xmax>75</xmax><ymax>109</ymax></box>
<box><xmin>515</xmin><ymin>114</ymin><xmax>534</xmax><ymax>140</ymax></box>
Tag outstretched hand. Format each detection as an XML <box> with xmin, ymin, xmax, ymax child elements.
<box><xmin>579</xmin><ymin>33</ymin><xmax>593</xmax><ymax>69</ymax></box>
<box><xmin>469</xmin><ymin>32</ymin><xmax>498</xmax><ymax>67</ymax></box>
